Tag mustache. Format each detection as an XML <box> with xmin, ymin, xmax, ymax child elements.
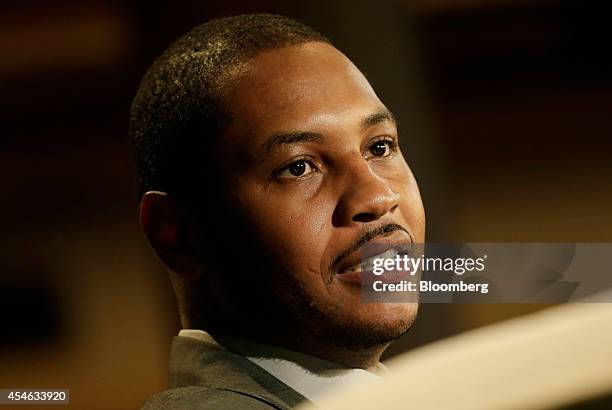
<box><xmin>331</xmin><ymin>223</ymin><xmax>413</xmax><ymax>273</ymax></box>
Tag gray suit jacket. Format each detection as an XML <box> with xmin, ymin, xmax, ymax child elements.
<box><xmin>142</xmin><ymin>336</ymin><xmax>309</xmax><ymax>409</ymax></box>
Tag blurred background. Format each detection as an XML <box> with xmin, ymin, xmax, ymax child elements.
<box><xmin>1</xmin><ymin>0</ymin><xmax>611</xmax><ymax>408</ymax></box>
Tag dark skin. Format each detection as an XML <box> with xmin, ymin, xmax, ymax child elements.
<box><xmin>141</xmin><ymin>42</ymin><xmax>425</xmax><ymax>370</ymax></box>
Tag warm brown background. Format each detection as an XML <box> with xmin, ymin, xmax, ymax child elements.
<box><xmin>1</xmin><ymin>0</ymin><xmax>611</xmax><ymax>408</ymax></box>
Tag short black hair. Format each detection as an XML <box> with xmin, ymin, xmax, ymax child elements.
<box><xmin>129</xmin><ymin>14</ymin><xmax>331</xmax><ymax>201</ymax></box>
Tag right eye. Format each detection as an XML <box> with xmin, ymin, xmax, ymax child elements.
<box><xmin>277</xmin><ymin>159</ymin><xmax>317</xmax><ymax>178</ymax></box>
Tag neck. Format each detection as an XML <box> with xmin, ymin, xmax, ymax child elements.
<box><xmin>185</xmin><ymin>311</ymin><xmax>391</xmax><ymax>370</ymax></box>
<box><xmin>289</xmin><ymin>339</ymin><xmax>390</xmax><ymax>370</ymax></box>
<box><xmin>217</xmin><ymin>325</ymin><xmax>390</xmax><ymax>370</ymax></box>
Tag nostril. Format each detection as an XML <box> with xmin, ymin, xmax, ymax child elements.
<box><xmin>353</xmin><ymin>213</ymin><xmax>376</xmax><ymax>223</ymax></box>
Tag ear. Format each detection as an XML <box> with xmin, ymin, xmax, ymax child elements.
<box><xmin>139</xmin><ymin>191</ymin><xmax>202</xmax><ymax>277</ymax></box>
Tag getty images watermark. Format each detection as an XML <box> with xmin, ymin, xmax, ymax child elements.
<box><xmin>359</xmin><ymin>243</ymin><xmax>612</xmax><ymax>303</ymax></box>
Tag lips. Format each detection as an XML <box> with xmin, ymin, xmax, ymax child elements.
<box><xmin>335</xmin><ymin>270</ymin><xmax>364</xmax><ymax>285</ymax></box>
<box><xmin>339</xmin><ymin>249</ymin><xmax>400</xmax><ymax>273</ymax></box>
<box><xmin>336</xmin><ymin>249</ymin><xmax>401</xmax><ymax>285</ymax></box>
<box><xmin>334</xmin><ymin>229</ymin><xmax>413</xmax><ymax>285</ymax></box>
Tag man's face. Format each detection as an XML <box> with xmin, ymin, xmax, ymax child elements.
<box><xmin>213</xmin><ymin>42</ymin><xmax>425</xmax><ymax>349</ymax></box>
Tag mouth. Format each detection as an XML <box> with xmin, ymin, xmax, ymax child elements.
<box><xmin>334</xmin><ymin>229</ymin><xmax>413</xmax><ymax>285</ymax></box>
<box><xmin>336</xmin><ymin>248</ymin><xmax>401</xmax><ymax>285</ymax></box>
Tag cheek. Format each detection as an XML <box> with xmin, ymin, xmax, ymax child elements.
<box><xmin>391</xmin><ymin>165</ymin><xmax>426</xmax><ymax>242</ymax></box>
<box><xmin>237</xmin><ymin>182</ymin><xmax>336</xmax><ymax>275</ymax></box>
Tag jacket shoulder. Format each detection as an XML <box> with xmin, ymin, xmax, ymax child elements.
<box><xmin>141</xmin><ymin>385</ymin><xmax>282</xmax><ymax>410</ymax></box>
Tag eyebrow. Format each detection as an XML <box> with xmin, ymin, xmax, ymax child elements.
<box><xmin>256</xmin><ymin>131</ymin><xmax>325</xmax><ymax>163</ymax></box>
<box><xmin>362</xmin><ymin>109</ymin><xmax>396</xmax><ymax>130</ymax></box>
<box><xmin>255</xmin><ymin>109</ymin><xmax>397</xmax><ymax>163</ymax></box>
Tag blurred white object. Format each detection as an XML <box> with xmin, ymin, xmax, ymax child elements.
<box><xmin>299</xmin><ymin>301</ymin><xmax>612</xmax><ymax>410</ymax></box>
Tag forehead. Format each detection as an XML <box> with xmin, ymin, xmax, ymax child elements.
<box><xmin>223</xmin><ymin>42</ymin><xmax>385</xmax><ymax>141</ymax></box>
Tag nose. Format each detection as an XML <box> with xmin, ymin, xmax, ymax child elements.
<box><xmin>332</xmin><ymin>160</ymin><xmax>400</xmax><ymax>227</ymax></box>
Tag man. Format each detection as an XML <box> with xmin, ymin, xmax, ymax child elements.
<box><xmin>131</xmin><ymin>13</ymin><xmax>425</xmax><ymax>409</ymax></box>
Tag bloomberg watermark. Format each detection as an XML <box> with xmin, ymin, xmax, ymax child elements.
<box><xmin>360</xmin><ymin>243</ymin><xmax>612</xmax><ymax>303</ymax></box>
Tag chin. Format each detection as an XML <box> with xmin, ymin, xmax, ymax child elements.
<box><xmin>362</xmin><ymin>302</ymin><xmax>418</xmax><ymax>334</ymax></box>
<box><xmin>319</xmin><ymin>302</ymin><xmax>419</xmax><ymax>350</ymax></box>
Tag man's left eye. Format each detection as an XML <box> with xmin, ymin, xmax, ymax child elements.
<box><xmin>366</xmin><ymin>140</ymin><xmax>393</xmax><ymax>158</ymax></box>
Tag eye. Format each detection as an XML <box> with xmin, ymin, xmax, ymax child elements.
<box><xmin>277</xmin><ymin>159</ymin><xmax>316</xmax><ymax>178</ymax></box>
<box><xmin>365</xmin><ymin>139</ymin><xmax>395</xmax><ymax>159</ymax></box>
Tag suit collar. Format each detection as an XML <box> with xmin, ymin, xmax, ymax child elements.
<box><xmin>169</xmin><ymin>336</ymin><xmax>308</xmax><ymax>409</ymax></box>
